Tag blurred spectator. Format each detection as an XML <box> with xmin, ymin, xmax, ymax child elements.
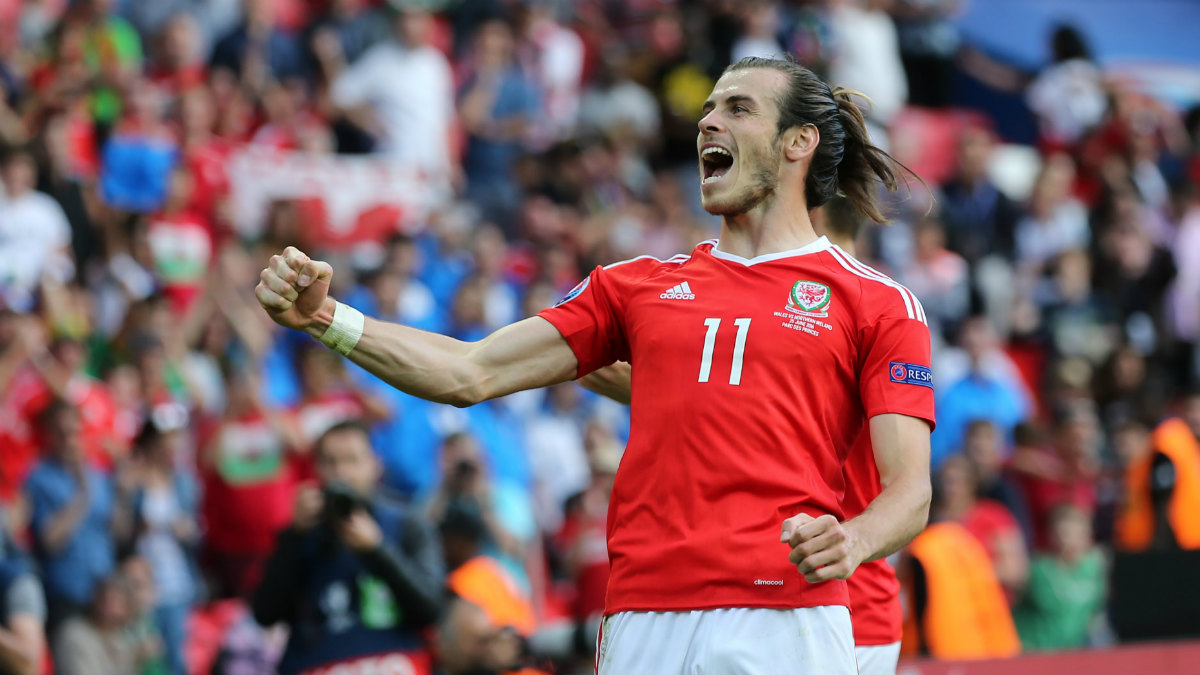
<box><xmin>1036</xmin><ymin>249</ymin><xmax>1118</xmax><ymax>364</ymax></box>
<box><xmin>577</xmin><ymin>47</ymin><xmax>659</xmax><ymax>146</ymax></box>
<box><xmin>1013</xmin><ymin>504</ymin><xmax>1107</xmax><ymax>650</ymax></box>
<box><xmin>893</xmin><ymin>0</ymin><xmax>960</xmax><ymax>108</ymax></box>
<box><xmin>934</xmin><ymin>455</ymin><xmax>1029</xmax><ymax>602</ymax></box>
<box><xmin>126</xmin><ymin>420</ymin><xmax>200</xmax><ymax>675</ymax></box>
<box><xmin>200</xmin><ymin>369</ymin><xmax>301</xmax><ymax>598</ymax></box>
<box><xmin>144</xmin><ymin>12</ymin><xmax>208</xmax><ymax>97</ymax></box>
<box><xmin>826</xmin><ymin>0</ymin><xmax>907</xmax><ymax>141</ymax></box>
<box><xmin>97</xmin><ymin>82</ymin><xmax>178</xmax><ymax>214</ymax></box>
<box><xmin>963</xmin><ymin>419</ymin><xmax>1035</xmax><ymax>546</ymax></box>
<box><xmin>35</xmin><ymin>112</ymin><xmax>100</xmax><ymax>276</ymax></box>
<box><xmin>731</xmin><ymin>2</ymin><xmax>785</xmax><ymax>62</ymax></box>
<box><xmin>434</xmin><ymin>597</ymin><xmax>536</xmax><ymax>675</ymax></box>
<box><xmin>932</xmin><ymin>317</ymin><xmax>1033</xmax><ymax>470</ymax></box>
<box><xmin>51</xmin><ymin>574</ymin><xmax>141</xmax><ymax>675</ymax></box>
<box><xmin>253</xmin><ymin>421</ymin><xmax>443</xmax><ymax>675</ymax></box>
<box><xmin>525</xmin><ymin>383</ymin><xmax>590</xmax><ymax>534</ymax></box>
<box><xmin>0</xmin><ymin>519</ymin><xmax>46</xmax><ymax>675</ymax></box>
<box><xmin>75</xmin><ymin>0</ymin><xmax>144</xmax><ymax>127</ymax></box>
<box><xmin>25</xmin><ymin>398</ymin><xmax>125</xmax><ymax>630</ymax></box>
<box><xmin>1015</xmin><ymin>155</ymin><xmax>1089</xmax><ymax>275</ymax></box>
<box><xmin>899</xmin><ymin>216</ymin><xmax>969</xmax><ymax>338</ymax></box>
<box><xmin>326</xmin><ymin>3</ymin><xmax>455</xmax><ymax>165</ymax></box>
<box><xmin>118</xmin><ymin>555</ymin><xmax>168</xmax><ymax>675</ymax></box>
<box><xmin>517</xmin><ymin>1</ymin><xmax>584</xmax><ymax>146</ymax></box>
<box><xmin>1168</xmin><ymin>183</ymin><xmax>1200</xmax><ymax>352</ymax></box>
<box><xmin>144</xmin><ymin>165</ymin><xmax>214</xmax><ymax>313</ymax></box>
<box><xmin>425</xmin><ymin>432</ymin><xmax>535</xmax><ymax>588</ymax></box>
<box><xmin>939</xmin><ymin>125</ymin><xmax>1021</xmax><ymax>265</ymax></box>
<box><xmin>442</xmin><ymin>509</ymin><xmax>536</xmax><ymax>640</ymax></box>
<box><xmin>209</xmin><ymin>0</ymin><xmax>308</xmax><ymax>89</ymax></box>
<box><xmin>305</xmin><ymin>0</ymin><xmax>389</xmax><ymax>68</ymax></box>
<box><xmin>1115</xmin><ymin>389</ymin><xmax>1200</xmax><ymax>552</ymax></box>
<box><xmin>899</xmin><ymin>520</ymin><xmax>1019</xmax><ymax>660</ymax></box>
<box><xmin>1026</xmin><ymin>25</ymin><xmax>1107</xmax><ymax>150</ymax></box>
<box><xmin>459</xmin><ymin>18</ymin><xmax>541</xmax><ymax>234</ymax></box>
<box><xmin>1010</xmin><ymin>403</ymin><xmax>1102</xmax><ymax>550</ymax></box>
<box><xmin>553</xmin><ymin>438</ymin><xmax>619</xmax><ymax>649</ymax></box>
<box><xmin>0</xmin><ymin>145</ymin><xmax>74</xmax><ymax>313</ymax></box>
<box><xmin>291</xmin><ymin>344</ymin><xmax>390</xmax><ymax>453</ymax></box>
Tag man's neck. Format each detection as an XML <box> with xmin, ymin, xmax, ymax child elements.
<box><xmin>716</xmin><ymin>193</ymin><xmax>819</xmax><ymax>259</ymax></box>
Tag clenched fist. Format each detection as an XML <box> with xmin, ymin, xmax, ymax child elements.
<box><xmin>254</xmin><ymin>246</ymin><xmax>336</xmax><ymax>336</ymax></box>
<box><xmin>781</xmin><ymin>513</ymin><xmax>863</xmax><ymax>583</ymax></box>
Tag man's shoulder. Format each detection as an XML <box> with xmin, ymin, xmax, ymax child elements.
<box><xmin>822</xmin><ymin>246</ymin><xmax>927</xmax><ymax>325</ymax></box>
<box><xmin>597</xmin><ymin>241</ymin><xmax>713</xmax><ymax>283</ymax></box>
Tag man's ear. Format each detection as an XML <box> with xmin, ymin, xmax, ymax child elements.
<box><xmin>783</xmin><ymin>124</ymin><xmax>819</xmax><ymax>162</ymax></box>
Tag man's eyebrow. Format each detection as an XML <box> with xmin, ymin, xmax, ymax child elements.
<box><xmin>702</xmin><ymin>94</ymin><xmax>756</xmax><ymax>114</ymax></box>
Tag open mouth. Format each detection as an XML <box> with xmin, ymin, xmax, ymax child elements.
<box><xmin>701</xmin><ymin>146</ymin><xmax>734</xmax><ymax>184</ymax></box>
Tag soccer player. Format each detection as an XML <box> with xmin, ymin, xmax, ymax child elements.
<box><xmin>254</xmin><ymin>57</ymin><xmax>934</xmax><ymax>675</ymax></box>
<box><xmin>578</xmin><ymin>197</ymin><xmax>908</xmax><ymax>675</ymax></box>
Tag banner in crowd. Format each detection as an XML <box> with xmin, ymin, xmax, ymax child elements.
<box><xmin>227</xmin><ymin>147</ymin><xmax>453</xmax><ymax>248</ymax></box>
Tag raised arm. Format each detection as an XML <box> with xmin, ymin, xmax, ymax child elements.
<box><xmin>254</xmin><ymin>247</ymin><xmax>579</xmax><ymax>407</ymax></box>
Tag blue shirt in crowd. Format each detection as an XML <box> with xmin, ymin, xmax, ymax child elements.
<box><xmin>931</xmin><ymin>372</ymin><xmax>1030</xmax><ymax>470</ymax></box>
<box><xmin>25</xmin><ymin>460</ymin><xmax>115</xmax><ymax>607</ymax></box>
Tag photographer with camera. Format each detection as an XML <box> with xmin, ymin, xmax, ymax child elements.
<box><xmin>252</xmin><ymin>420</ymin><xmax>444</xmax><ymax>675</ymax></box>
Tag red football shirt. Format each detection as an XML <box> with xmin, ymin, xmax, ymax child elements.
<box><xmin>539</xmin><ymin>238</ymin><xmax>935</xmax><ymax>616</ymax></box>
<box><xmin>843</xmin><ymin>428</ymin><xmax>902</xmax><ymax>645</ymax></box>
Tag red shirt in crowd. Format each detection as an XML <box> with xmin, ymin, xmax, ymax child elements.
<box><xmin>538</xmin><ymin>238</ymin><xmax>935</xmax><ymax>616</ymax></box>
<box><xmin>201</xmin><ymin>412</ymin><xmax>297</xmax><ymax>557</ymax></box>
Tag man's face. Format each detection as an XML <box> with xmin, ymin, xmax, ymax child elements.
<box><xmin>0</xmin><ymin>156</ymin><xmax>36</xmax><ymax>197</ymax></box>
<box><xmin>697</xmin><ymin>68</ymin><xmax>786</xmax><ymax>216</ymax></box>
<box><xmin>317</xmin><ymin>428</ymin><xmax>379</xmax><ymax>496</ymax></box>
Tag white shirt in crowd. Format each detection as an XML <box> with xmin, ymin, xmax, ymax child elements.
<box><xmin>331</xmin><ymin>41</ymin><xmax>455</xmax><ymax>174</ymax></box>
<box><xmin>1027</xmin><ymin>58</ymin><xmax>1107</xmax><ymax>145</ymax></box>
<box><xmin>828</xmin><ymin>1</ymin><xmax>908</xmax><ymax>125</ymax></box>
<box><xmin>0</xmin><ymin>189</ymin><xmax>73</xmax><ymax>311</ymax></box>
<box><xmin>1015</xmin><ymin>199</ymin><xmax>1090</xmax><ymax>269</ymax></box>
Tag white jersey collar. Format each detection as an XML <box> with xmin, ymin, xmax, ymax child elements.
<box><xmin>708</xmin><ymin>236</ymin><xmax>832</xmax><ymax>266</ymax></box>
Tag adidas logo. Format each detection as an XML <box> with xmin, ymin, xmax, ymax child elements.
<box><xmin>660</xmin><ymin>281</ymin><xmax>696</xmax><ymax>300</ymax></box>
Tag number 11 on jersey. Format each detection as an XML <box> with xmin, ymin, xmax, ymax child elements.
<box><xmin>698</xmin><ymin>317</ymin><xmax>751</xmax><ymax>385</ymax></box>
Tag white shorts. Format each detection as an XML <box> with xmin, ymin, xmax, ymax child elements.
<box><xmin>854</xmin><ymin>642</ymin><xmax>900</xmax><ymax>675</ymax></box>
<box><xmin>595</xmin><ymin>606</ymin><xmax>857</xmax><ymax>675</ymax></box>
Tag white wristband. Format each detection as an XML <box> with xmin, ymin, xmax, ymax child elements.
<box><xmin>318</xmin><ymin>301</ymin><xmax>365</xmax><ymax>356</ymax></box>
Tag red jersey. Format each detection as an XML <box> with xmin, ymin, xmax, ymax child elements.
<box><xmin>843</xmin><ymin>428</ymin><xmax>902</xmax><ymax>645</ymax></box>
<box><xmin>539</xmin><ymin>238</ymin><xmax>935</xmax><ymax>616</ymax></box>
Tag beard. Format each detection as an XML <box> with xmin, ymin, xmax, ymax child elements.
<box><xmin>702</xmin><ymin>143</ymin><xmax>781</xmax><ymax>216</ymax></box>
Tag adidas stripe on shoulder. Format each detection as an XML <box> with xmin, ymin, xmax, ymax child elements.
<box><xmin>827</xmin><ymin>246</ymin><xmax>927</xmax><ymax>325</ymax></box>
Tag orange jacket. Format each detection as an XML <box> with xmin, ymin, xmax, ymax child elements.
<box><xmin>1116</xmin><ymin>417</ymin><xmax>1200</xmax><ymax>551</ymax></box>
<box><xmin>901</xmin><ymin>522</ymin><xmax>1021</xmax><ymax>660</ymax></box>
<box><xmin>446</xmin><ymin>556</ymin><xmax>537</xmax><ymax>636</ymax></box>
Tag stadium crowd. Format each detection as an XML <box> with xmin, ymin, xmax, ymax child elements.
<box><xmin>0</xmin><ymin>0</ymin><xmax>1198</xmax><ymax>673</ymax></box>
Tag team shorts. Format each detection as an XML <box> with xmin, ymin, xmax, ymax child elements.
<box><xmin>855</xmin><ymin>642</ymin><xmax>900</xmax><ymax>675</ymax></box>
<box><xmin>596</xmin><ymin>605</ymin><xmax>857</xmax><ymax>675</ymax></box>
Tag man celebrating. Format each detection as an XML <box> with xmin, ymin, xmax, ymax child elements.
<box><xmin>255</xmin><ymin>57</ymin><xmax>934</xmax><ymax>674</ymax></box>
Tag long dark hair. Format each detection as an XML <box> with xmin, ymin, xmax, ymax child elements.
<box><xmin>722</xmin><ymin>57</ymin><xmax>918</xmax><ymax>223</ymax></box>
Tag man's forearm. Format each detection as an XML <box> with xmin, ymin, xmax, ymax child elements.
<box><xmin>844</xmin><ymin>471</ymin><xmax>930</xmax><ymax>564</ymax></box>
<box><xmin>305</xmin><ymin>300</ymin><xmax>575</xmax><ymax>407</ymax></box>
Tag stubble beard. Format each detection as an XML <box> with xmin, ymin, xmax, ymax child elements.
<box><xmin>702</xmin><ymin>144</ymin><xmax>781</xmax><ymax>217</ymax></box>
